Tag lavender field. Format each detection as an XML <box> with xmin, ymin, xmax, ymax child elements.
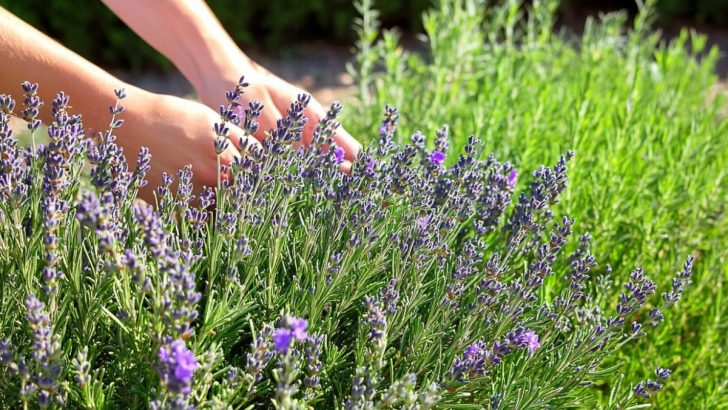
<box><xmin>0</xmin><ymin>0</ymin><xmax>726</xmax><ymax>408</ymax></box>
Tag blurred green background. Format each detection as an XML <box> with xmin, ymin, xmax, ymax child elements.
<box><xmin>0</xmin><ymin>0</ymin><xmax>428</xmax><ymax>71</ymax></box>
<box><xmin>0</xmin><ymin>0</ymin><xmax>726</xmax><ymax>72</ymax></box>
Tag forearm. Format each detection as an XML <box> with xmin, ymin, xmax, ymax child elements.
<box><xmin>0</xmin><ymin>6</ymin><xmax>145</xmax><ymax>133</ymax></box>
<box><xmin>101</xmin><ymin>0</ymin><xmax>252</xmax><ymax>93</ymax></box>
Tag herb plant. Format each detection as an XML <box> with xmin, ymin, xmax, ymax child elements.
<box><xmin>0</xmin><ymin>76</ymin><xmax>696</xmax><ymax>409</ymax></box>
<box><xmin>346</xmin><ymin>0</ymin><xmax>728</xmax><ymax>407</ymax></box>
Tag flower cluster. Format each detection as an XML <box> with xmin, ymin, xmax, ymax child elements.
<box><xmin>134</xmin><ymin>202</ymin><xmax>201</xmax><ymax>340</ymax></box>
<box><xmin>158</xmin><ymin>340</ymin><xmax>198</xmax><ymax>394</ymax></box>
<box><xmin>40</xmin><ymin>91</ymin><xmax>86</xmax><ymax>299</ymax></box>
<box><xmin>0</xmin><ymin>94</ymin><xmax>28</xmax><ymax>202</ymax></box>
<box><xmin>273</xmin><ymin>316</ymin><xmax>308</xmax><ymax>355</ymax></box>
<box><xmin>447</xmin><ymin>327</ymin><xmax>541</xmax><ymax>383</ymax></box>
<box><xmin>303</xmin><ymin>334</ymin><xmax>323</xmax><ymax>392</ymax></box>
<box><xmin>153</xmin><ymin>339</ymin><xmax>198</xmax><ymax>409</ymax></box>
<box><xmin>634</xmin><ymin>367</ymin><xmax>671</xmax><ymax>399</ymax></box>
<box><xmin>23</xmin><ymin>295</ymin><xmax>64</xmax><ymax>408</ymax></box>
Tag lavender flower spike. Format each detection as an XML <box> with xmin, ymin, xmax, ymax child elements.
<box><xmin>273</xmin><ymin>316</ymin><xmax>308</xmax><ymax>354</ymax></box>
<box><xmin>429</xmin><ymin>150</ymin><xmax>445</xmax><ymax>167</ymax></box>
<box><xmin>507</xmin><ymin>169</ymin><xmax>518</xmax><ymax>190</ymax></box>
<box><xmin>509</xmin><ymin>327</ymin><xmax>541</xmax><ymax>355</ymax></box>
<box><xmin>158</xmin><ymin>339</ymin><xmax>198</xmax><ymax>395</ymax></box>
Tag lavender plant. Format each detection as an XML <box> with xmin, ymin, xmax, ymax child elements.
<box><xmin>0</xmin><ymin>80</ymin><xmax>695</xmax><ymax>409</ymax></box>
<box><xmin>346</xmin><ymin>1</ymin><xmax>728</xmax><ymax>406</ymax></box>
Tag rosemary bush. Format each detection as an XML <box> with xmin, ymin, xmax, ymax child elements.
<box><xmin>0</xmin><ymin>76</ymin><xmax>695</xmax><ymax>409</ymax></box>
<box><xmin>346</xmin><ymin>0</ymin><xmax>728</xmax><ymax>407</ymax></box>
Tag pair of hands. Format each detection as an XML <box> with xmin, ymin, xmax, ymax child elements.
<box><xmin>1</xmin><ymin>1</ymin><xmax>359</xmax><ymax>202</ymax></box>
<box><xmin>121</xmin><ymin>62</ymin><xmax>360</xmax><ymax>202</ymax></box>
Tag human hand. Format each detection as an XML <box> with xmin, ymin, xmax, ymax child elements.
<box><xmin>195</xmin><ymin>60</ymin><xmax>361</xmax><ymax>171</ymax></box>
<box><xmin>117</xmin><ymin>90</ymin><xmax>260</xmax><ymax>202</ymax></box>
<box><xmin>100</xmin><ymin>0</ymin><xmax>359</xmax><ymax>170</ymax></box>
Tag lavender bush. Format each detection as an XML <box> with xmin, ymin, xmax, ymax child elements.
<box><xmin>0</xmin><ymin>79</ymin><xmax>694</xmax><ymax>409</ymax></box>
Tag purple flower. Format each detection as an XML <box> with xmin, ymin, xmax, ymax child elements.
<box><xmin>21</xmin><ymin>81</ymin><xmax>43</xmax><ymax>130</ymax></box>
<box><xmin>634</xmin><ymin>381</ymin><xmax>650</xmax><ymax>398</ymax></box>
<box><xmin>243</xmin><ymin>100</ymin><xmax>264</xmax><ymax>136</ymax></box>
<box><xmin>273</xmin><ymin>329</ymin><xmax>294</xmax><ymax>354</ymax></box>
<box><xmin>366</xmin><ymin>157</ymin><xmax>376</xmax><ymax>175</ymax></box>
<box><xmin>416</xmin><ymin>215</ymin><xmax>431</xmax><ymax>230</ymax></box>
<box><xmin>646</xmin><ymin>379</ymin><xmax>663</xmax><ymax>391</ymax></box>
<box><xmin>334</xmin><ymin>146</ymin><xmax>345</xmax><ymax>164</ymax></box>
<box><xmin>447</xmin><ymin>341</ymin><xmax>488</xmax><ymax>381</ymax></box>
<box><xmin>649</xmin><ymin>308</ymin><xmax>664</xmax><ymax>326</ymax></box>
<box><xmin>378</xmin><ymin>123</ymin><xmax>387</xmax><ymax>136</ymax></box>
<box><xmin>380</xmin><ymin>279</ymin><xmax>400</xmax><ymax>316</ymax></box>
<box><xmin>232</xmin><ymin>105</ymin><xmax>245</xmax><ymax>124</ymax></box>
<box><xmin>364</xmin><ymin>296</ymin><xmax>387</xmax><ymax>345</ymax></box>
<box><xmin>464</xmin><ymin>342</ymin><xmax>485</xmax><ymax>359</ymax></box>
<box><xmin>507</xmin><ymin>169</ymin><xmax>518</xmax><ymax>190</ymax></box>
<box><xmin>410</xmin><ymin>131</ymin><xmax>426</xmax><ymax>149</ymax></box>
<box><xmin>158</xmin><ymin>339</ymin><xmax>197</xmax><ymax>395</ymax></box>
<box><xmin>245</xmin><ymin>325</ymin><xmax>274</xmax><ymax>382</ymax></box>
<box><xmin>0</xmin><ymin>102</ymin><xmax>29</xmax><ymax>202</ymax></box>
<box><xmin>24</xmin><ymin>295</ymin><xmax>63</xmax><ymax>407</ymax></box>
<box><xmin>655</xmin><ymin>367</ymin><xmax>671</xmax><ymax>381</ymax></box>
<box><xmin>661</xmin><ymin>255</ymin><xmax>694</xmax><ymax>307</ymax></box>
<box><xmin>522</xmin><ymin>331</ymin><xmax>540</xmax><ymax>354</ymax></box>
<box><xmin>133</xmin><ymin>147</ymin><xmax>151</xmax><ymax>188</ymax></box>
<box><xmin>272</xmin><ymin>316</ymin><xmax>308</xmax><ymax>354</ymax></box>
<box><xmin>290</xmin><ymin>318</ymin><xmax>308</xmax><ymax>340</ymax></box>
<box><xmin>134</xmin><ymin>203</ymin><xmax>201</xmax><ymax>339</ymax></box>
<box><xmin>304</xmin><ymin>335</ymin><xmax>323</xmax><ymax>389</ymax></box>
<box><xmin>429</xmin><ymin>150</ymin><xmax>445</xmax><ymax>166</ymax></box>
<box><xmin>378</xmin><ymin>105</ymin><xmax>399</xmax><ymax>139</ymax></box>
<box><xmin>214</xmin><ymin>137</ymin><xmax>229</xmax><ymax>155</ymax></box>
<box><xmin>509</xmin><ymin>327</ymin><xmax>541</xmax><ymax>355</ymax></box>
<box><xmin>236</xmin><ymin>236</ymin><xmax>252</xmax><ymax>257</ymax></box>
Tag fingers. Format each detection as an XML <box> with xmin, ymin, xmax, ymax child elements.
<box><xmin>253</xmin><ymin>99</ymin><xmax>282</xmax><ymax>142</ymax></box>
<box><xmin>332</xmin><ymin>127</ymin><xmax>361</xmax><ymax>161</ymax></box>
<box><xmin>339</xmin><ymin>159</ymin><xmax>352</xmax><ymax>174</ymax></box>
<box><xmin>301</xmin><ymin>106</ymin><xmax>321</xmax><ymax>147</ymax></box>
<box><xmin>227</xmin><ymin>123</ymin><xmax>263</xmax><ymax>155</ymax></box>
<box><xmin>301</xmin><ymin>102</ymin><xmax>361</xmax><ymax>162</ymax></box>
<box><xmin>216</xmin><ymin>125</ymin><xmax>263</xmax><ymax>188</ymax></box>
<box><xmin>246</xmin><ymin>75</ymin><xmax>363</xmax><ymax>163</ymax></box>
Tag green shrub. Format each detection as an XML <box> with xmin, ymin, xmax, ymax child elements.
<box><xmin>0</xmin><ymin>80</ymin><xmax>695</xmax><ymax>407</ymax></box>
<box><xmin>345</xmin><ymin>0</ymin><xmax>728</xmax><ymax>407</ymax></box>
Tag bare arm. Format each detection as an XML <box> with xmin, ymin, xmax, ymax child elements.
<box><xmin>99</xmin><ymin>0</ymin><xmax>248</xmax><ymax>100</ymax></box>
<box><xmin>0</xmin><ymin>6</ymin><xmax>257</xmax><ymax>200</ymax></box>
<box><xmin>0</xmin><ymin>6</ymin><xmax>133</xmax><ymax>132</ymax></box>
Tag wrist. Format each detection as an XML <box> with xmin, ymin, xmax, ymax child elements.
<box><xmin>184</xmin><ymin>42</ymin><xmax>246</xmax><ymax>88</ymax></box>
<box><xmin>190</xmin><ymin>48</ymin><xmax>269</xmax><ymax>108</ymax></box>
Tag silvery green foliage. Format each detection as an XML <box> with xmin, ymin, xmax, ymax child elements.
<box><xmin>0</xmin><ymin>81</ymin><xmax>692</xmax><ymax>409</ymax></box>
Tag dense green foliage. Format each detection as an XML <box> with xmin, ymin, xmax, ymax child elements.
<box><xmin>345</xmin><ymin>0</ymin><xmax>728</xmax><ymax>407</ymax></box>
